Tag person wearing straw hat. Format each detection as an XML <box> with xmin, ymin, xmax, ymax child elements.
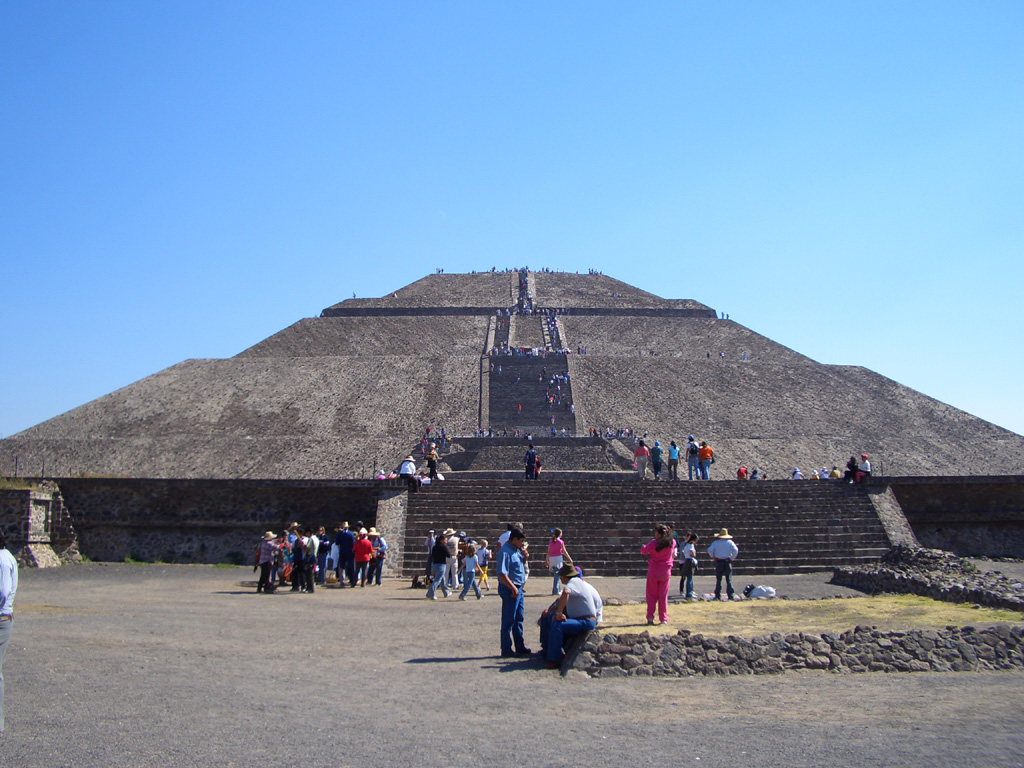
<box><xmin>255</xmin><ymin>531</ymin><xmax>282</xmax><ymax>594</ymax></box>
<box><xmin>707</xmin><ymin>528</ymin><xmax>739</xmax><ymax>601</ymax></box>
<box><xmin>539</xmin><ymin>563</ymin><xmax>603</xmax><ymax>669</ymax></box>
<box><xmin>425</xmin><ymin>442</ymin><xmax>439</xmax><ymax>480</ymax></box>
<box><xmin>399</xmin><ymin>455</ymin><xmax>421</xmax><ymax>490</ymax></box>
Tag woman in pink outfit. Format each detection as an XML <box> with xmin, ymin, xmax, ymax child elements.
<box><xmin>640</xmin><ymin>524</ymin><xmax>677</xmax><ymax>624</ymax></box>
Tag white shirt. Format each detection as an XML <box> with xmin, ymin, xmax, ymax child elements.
<box><xmin>707</xmin><ymin>538</ymin><xmax>739</xmax><ymax>561</ymax></box>
<box><xmin>498</xmin><ymin>531</ymin><xmax>511</xmax><ymax>546</ymax></box>
<box><xmin>0</xmin><ymin>548</ymin><xmax>18</xmax><ymax>616</ymax></box>
<box><xmin>400</xmin><ymin>460</ymin><xmax>416</xmax><ymax>475</ymax></box>
<box><xmin>563</xmin><ymin>577</ymin><xmax>603</xmax><ymax>623</ymax></box>
<box><xmin>860</xmin><ymin>460</ymin><xmax>872</xmax><ymax>473</ymax></box>
<box><xmin>681</xmin><ymin>542</ymin><xmax>697</xmax><ymax>562</ymax></box>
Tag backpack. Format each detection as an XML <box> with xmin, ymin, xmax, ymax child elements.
<box><xmin>687</xmin><ymin>442</ymin><xmax>699</xmax><ymax>457</ymax></box>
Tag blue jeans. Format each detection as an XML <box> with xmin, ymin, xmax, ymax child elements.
<box><xmin>681</xmin><ymin>572</ymin><xmax>694</xmax><ymax>598</ymax></box>
<box><xmin>0</xmin><ymin>616</ymin><xmax>11</xmax><ymax>732</ymax></box>
<box><xmin>551</xmin><ymin>567</ymin><xmax>562</xmax><ymax>595</ymax></box>
<box><xmin>688</xmin><ymin>456</ymin><xmax>699</xmax><ymax>480</ymax></box>
<box><xmin>714</xmin><ymin>560</ymin><xmax>735</xmax><ymax>599</ymax></box>
<box><xmin>427</xmin><ymin>563</ymin><xmax>450</xmax><ymax>599</ymax></box>
<box><xmin>540</xmin><ymin>613</ymin><xmax>596</xmax><ymax>662</ymax></box>
<box><xmin>459</xmin><ymin>570</ymin><xmax>481</xmax><ymax>599</ymax></box>
<box><xmin>498</xmin><ymin>583</ymin><xmax>526</xmax><ymax>654</ymax></box>
<box><xmin>368</xmin><ymin>558</ymin><xmax>383</xmax><ymax>585</ymax></box>
<box><xmin>700</xmin><ymin>459</ymin><xmax>711</xmax><ymax>480</ymax></box>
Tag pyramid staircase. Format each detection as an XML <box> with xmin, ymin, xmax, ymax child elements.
<box><xmin>487</xmin><ymin>354</ymin><xmax>575</xmax><ymax>435</ymax></box>
<box><xmin>402</xmin><ymin>477</ymin><xmax>893</xmax><ymax>576</ymax></box>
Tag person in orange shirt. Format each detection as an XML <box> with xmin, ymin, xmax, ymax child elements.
<box><xmin>698</xmin><ymin>441</ymin><xmax>715</xmax><ymax>480</ymax></box>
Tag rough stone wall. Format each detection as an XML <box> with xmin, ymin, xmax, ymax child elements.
<box><xmin>237</xmin><ymin>316</ymin><xmax>491</xmax><ymax>358</ymax></box>
<box><xmin>567</xmin><ymin>624</ymin><xmax>1024</xmax><ymax>677</ymax></box>
<box><xmin>323</xmin><ymin>271</ymin><xmax>518</xmax><ymax>310</ymax></box>
<box><xmin>2</xmin><ymin>353</ymin><xmax>481</xmax><ymax>479</ymax></box>
<box><xmin>58</xmin><ymin>479</ymin><xmax>387</xmax><ymax>564</ymax></box>
<box><xmin>832</xmin><ymin>545</ymin><xmax>1024</xmax><ymax>611</ymax></box>
<box><xmin>532</xmin><ymin>271</ymin><xmax>711</xmax><ymax>311</ymax></box>
<box><xmin>374</xmin><ymin>489</ymin><xmax>407</xmax><ymax>577</ymax></box>
<box><xmin>887</xmin><ymin>478</ymin><xmax>1024</xmax><ymax>557</ymax></box>
<box><xmin>866</xmin><ymin>486</ymin><xmax>920</xmax><ymax>547</ymax></box>
<box><xmin>0</xmin><ymin>487</ymin><xmax>64</xmax><ymax>567</ymax></box>
<box><xmin>568</xmin><ymin>355</ymin><xmax>1024</xmax><ymax>478</ymax></box>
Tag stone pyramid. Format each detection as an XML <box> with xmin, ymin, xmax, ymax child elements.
<box><xmin>3</xmin><ymin>269</ymin><xmax>1022</xmax><ymax>479</ymax></box>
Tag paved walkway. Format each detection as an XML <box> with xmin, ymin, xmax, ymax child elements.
<box><xmin>3</xmin><ymin>565</ymin><xmax>1023</xmax><ymax>767</ymax></box>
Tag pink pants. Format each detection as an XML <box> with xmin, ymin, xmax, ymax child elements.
<box><xmin>646</xmin><ymin>574</ymin><xmax>670</xmax><ymax>622</ymax></box>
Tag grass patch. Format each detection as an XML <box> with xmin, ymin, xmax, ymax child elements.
<box><xmin>212</xmin><ymin>563</ymin><xmax>238</xmax><ymax>569</ymax></box>
<box><xmin>602</xmin><ymin>595</ymin><xmax>1021</xmax><ymax>637</ymax></box>
<box><xmin>0</xmin><ymin>478</ymin><xmax>40</xmax><ymax>490</ymax></box>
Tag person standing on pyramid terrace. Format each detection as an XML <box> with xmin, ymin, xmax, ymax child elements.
<box><xmin>524</xmin><ymin>443</ymin><xmax>538</xmax><ymax>480</ymax></box>
<box><xmin>698</xmin><ymin>441</ymin><xmax>715</xmax><ymax>480</ymax></box>
<box><xmin>634</xmin><ymin>439</ymin><xmax>651</xmax><ymax>480</ymax></box>
<box><xmin>686</xmin><ymin>435</ymin><xmax>700</xmax><ymax>480</ymax></box>
<box><xmin>425</xmin><ymin>442</ymin><xmax>439</xmax><ymax>480</ymax></box>
<box><xmin>708</xmin><ymin>528</ymin><xmax>739</xmax><ymax>601</ymax></box>
<box><xmin>496</xmin><ymin>526</ymin><xmax>531</xmax><ymax>657</ymax></box>
<box><xmin>650</xmin><ymin>441</ymin><xmax>664</xmax><ymax>480</ymax></box>
<box><xmin>0</xmin><ymin>530</ymin><xmax>19</xmax><ymax>737</ymax></box>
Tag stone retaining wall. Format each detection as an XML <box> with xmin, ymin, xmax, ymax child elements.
<box><xmin>567</xmin><ymin>624</ymin><xmax>1024</xmax><ymax>677</ymax></box>
<box><xmin>884</xmin><ymin>476</ymin><xmax>1024</xmax><ymax>558</ymax></box>
<box><xmin>57</xmin><ymin>478</ymin><xmax>393</xmax><ymax>565</ymax></box>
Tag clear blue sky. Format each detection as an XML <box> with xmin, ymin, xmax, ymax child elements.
<box><xmin>2</xmin><ymin>2</ymin><xmax>1022</xmax><ymax>439</ymax></box>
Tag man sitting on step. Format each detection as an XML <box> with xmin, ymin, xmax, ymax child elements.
<box><xmin>539</xmin><ymin>564</ymin><xmax>603</xmax><ymax>669</ymax></box>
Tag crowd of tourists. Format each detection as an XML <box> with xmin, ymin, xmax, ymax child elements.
<box><xmin>254</xmin><ymin>522</ymin><xmax>389</xmax><ymax>594</ymax></box>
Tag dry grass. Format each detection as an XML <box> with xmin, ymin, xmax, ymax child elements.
<box><xmin>602</xmin><ymin>595</ymin><xmax>1021</xmax><ymax>637</ymax></box>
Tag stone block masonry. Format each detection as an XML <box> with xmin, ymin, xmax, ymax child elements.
<box><xmin>567</xmin><ymin>624</ymin><xmax>1024</xmax><ymax>677</ymax></box>
<box><xmin>832</xmin><ymin>545</ymin><xmax>1024</xmax><ymax>612</ymax></box>
<box><xmin>0</xmin><ymin>484</ymin><xmax>73</xmax><ymax>567</ymax></box>
<box><xmin>57</xmin><ymin>478</ymin><xmax>393</xmax><ymax>565</ymax></box>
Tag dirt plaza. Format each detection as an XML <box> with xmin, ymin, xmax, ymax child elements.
<box><xmin>3</xmin><ymin>564</ymin><xmax>1023</xmax><ymax>768</ymax></box>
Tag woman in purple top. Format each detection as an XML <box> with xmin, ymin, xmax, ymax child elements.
<box><xmin>640</xmin><ymin>524</ymin><xmax>677</xmax><ymax>625</ymax></box>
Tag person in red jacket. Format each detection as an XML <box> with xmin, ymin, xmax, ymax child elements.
<box><xmin>353</xmin><ymin>528</ymin><xmax>374</xmax><ymax>587</ymax></box>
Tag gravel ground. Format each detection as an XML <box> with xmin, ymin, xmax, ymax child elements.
<box><xmin>2</xmin><ymin>564</ymin><xmax>1023</xmax><ymax>768</ymax></box>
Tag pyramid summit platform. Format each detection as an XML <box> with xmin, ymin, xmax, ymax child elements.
<box><xmin>3</xmin><ymin>268</ymin><xmax>1022</xmax><ymax>480</ymax></box>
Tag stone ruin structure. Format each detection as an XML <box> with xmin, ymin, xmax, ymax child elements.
<box><xmin>0</xmin><ymin>269</ymin><xmax>1022</xmax><ymax>568</ymax></box>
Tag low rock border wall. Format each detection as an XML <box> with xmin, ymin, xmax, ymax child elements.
<box><xmin>566</xmin><ymin>624</ymin><xmax>1024</xmax><ymax>677</ymax></box>
<box><xmin>831</xmin><ymin>546</ymin><xmax>1024</xmax><ymax>612</ymax></box>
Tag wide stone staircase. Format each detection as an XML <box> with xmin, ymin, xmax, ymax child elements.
<box><xmin>402</xmin><ymin>477</ymin><xmax>893</xmax><ymax>576</ymax></box>
<box><xmin>487</xmin><ymin>355</ymin><xmax>576</xmax><ymax>435</ymax></box>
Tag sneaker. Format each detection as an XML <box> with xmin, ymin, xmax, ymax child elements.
<box><xmin>661</xmin><ymin>620</ymin><xmax>669</xmax><ymax>625</ymax></box>
<box><xmin>477</xmin><ymin>594</ymin><xmax>482</xmax><ymax>600</ymax></box>
<box><xmin>459</xmin><ymin>596</ymin><xmax>466</xmax><ymax>601</ymax></box>
<box><xmin>646</xmin><ymin>619</ymin><xmax>655</xmax><ymax>625</ymax></box>
<box><xmin>429</xmin><ymin>595</ymin><xmax>437</xmax><ymax>600</ymax></box>
<box><xmin>514</xmin><ymin>647</ymin><xmax>532</xmax><ymax>656</ymax></box>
